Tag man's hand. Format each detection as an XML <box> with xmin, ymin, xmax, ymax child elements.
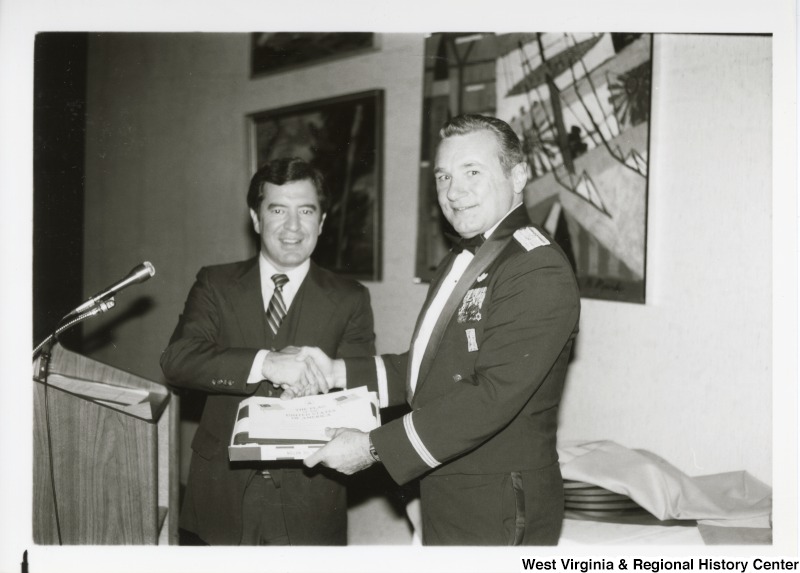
<box><xmin>261</xmin><ymin>347</ymin><xmax>329</xmax><ymax>398</ymax></box>
<box><xmin>303</xmin><ymin>428</ymin><xmax>375</xmax><ymax>475</ymax></box>
<box><xmin>280</xmin><ymin>347</ymin><xmax>348</xmax><ymax>399</ymax></box>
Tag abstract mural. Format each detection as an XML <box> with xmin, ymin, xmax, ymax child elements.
<box><xmin>416</xmin><ymin>33</ymin><xmax>652</xmax><ymax>303</ymax></box>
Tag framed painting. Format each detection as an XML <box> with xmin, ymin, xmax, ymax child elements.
<box><xmin>416</xmin><ymin>33</ymin><xmax>652</xmax><ymax>303</ymax></box>
<box><xmin>251</xmin><ymin>32</ymin><xmax>375</xmax><ymax>76</ymax></box>
<box><xmin>249</xmin><ymin>90</ymin><xmax>383</xmax><ymax>281</ymax></box>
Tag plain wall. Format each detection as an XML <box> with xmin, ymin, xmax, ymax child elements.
<box><xmin>557</xmin><ymin>35</ymin><xmax>772</xmax><ymax>484</ymax></box>
<box><xmin>82</xmin><ymin>33</ymin><xmax>772</xmax><ymax>489</ymax></box>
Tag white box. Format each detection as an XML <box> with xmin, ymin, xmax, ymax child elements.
<box><xmin>228</xmin><ymin>386</ymin><xmax>381</xmax><ymax>461</ymax></box>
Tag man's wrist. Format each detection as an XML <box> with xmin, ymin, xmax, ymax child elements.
<box><xmin>260</xmin><ymin>349</ymin><xmax>275</xmax><ymax>380</ymax></box>
<box><xmin>250</xmin><ymin>349</ymin><xmax>270</xmax><ymax>384</ymax></box>
<box><xmin>332</xmin><ymin>359</ymin><xmax>347</xmax><ymax>389</ymax></box>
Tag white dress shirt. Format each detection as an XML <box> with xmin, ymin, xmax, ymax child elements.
<box><xmin>247</xmin><ymin>254</ymin><xmax>310</xmax><ymax>384</ymax></box>
<box><xmin>408</xmin><ymin>250</ymin><xmax>473</xmax><ymax>393</ymax></box>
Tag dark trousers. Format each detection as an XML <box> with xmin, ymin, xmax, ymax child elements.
<box><xmin>419</xmin><ymin>464</ymin><xmax>564</xmax><ymax>545</ymax></box>
<box><xmin>240</xmin><ymin>472</ymin><xmax>291</xmax><ymax>545</ymax></box>
<box><xmin>181</xmin><ymin>462</ymin><xmax>348</xmax><ymax>545</ymax></box>
<box><xmin>238</xmin><ymin>468</ymin><xmax>349</xmax><ymax>545</ymax></box>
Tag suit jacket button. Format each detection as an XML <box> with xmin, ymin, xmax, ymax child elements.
<box><xmin>452</xmin><ymin>374</ymin><xmax>463</xmax><ymax>382</ymax></box>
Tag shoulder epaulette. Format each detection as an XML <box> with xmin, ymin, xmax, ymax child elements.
<box><xmin>513</xmin><ymin>226</ymin><xmax>550</xmax><ymax>251</ymax></box>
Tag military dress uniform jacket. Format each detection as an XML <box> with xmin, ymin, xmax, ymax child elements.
<box><xmin>344</xmin><ymin>205</ymin><xmax>580</xmax><ymax>542</ymax></box>
<box><xmin>160</xmin><ymin>257</ymin><xmax>375</xmax><ymax>545</ymax></box>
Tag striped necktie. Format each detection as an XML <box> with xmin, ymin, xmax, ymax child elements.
<box><xmin>266</xmin><ymin>273</ymin><xmax>289</xmax><ymax>336</ymax></box>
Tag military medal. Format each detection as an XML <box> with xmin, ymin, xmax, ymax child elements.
<box><xmin>457</xmin><ymin>287</ymin><xmax>486</xmax><ymax>323</ymax></box>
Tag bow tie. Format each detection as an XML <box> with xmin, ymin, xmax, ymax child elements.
<box><xmin>447</xmin><ymin>233</ymin><xmax>486</xmax><ymax>254</ymax></box>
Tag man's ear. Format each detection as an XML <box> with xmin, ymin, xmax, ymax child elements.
<box><xmin>318</xmin><ymin>212</ymin><xmax>326</xmax><ymax>235</ymax></box>
<box><xmin>249</xmin><ymin>208</ymin><xmax>261</xmax><ymax>234</ymax></box>
<box><xmin>511</xmin><ymin>162</ymin><xmax>528</xmax><ymax>194</ymax></box>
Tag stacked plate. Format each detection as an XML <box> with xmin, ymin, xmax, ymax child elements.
<box><xmin>563</xmin><ymin>479</ymin><xmax>648</xmax><ymax>518</ymax></box>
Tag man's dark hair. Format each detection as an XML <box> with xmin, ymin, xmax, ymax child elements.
<box><xmin>247</xmin><ymin>157</ymin><xmax>328</xmax><ymax>213</ymax></box>
<box><xmin>439</xmin><ymin>114</ymin><xmax>525</xmax><ymax>174</ymax></box>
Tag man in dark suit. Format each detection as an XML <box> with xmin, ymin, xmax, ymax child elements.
<box><xmin>160</xmin><ymin>157</ymin><xmax>376</xmax><ymax>545</ymax></box>
<box><xmin>290</xmin><ymin>115</ymin><xmax>580</xmax><ymax>545</ymax></box>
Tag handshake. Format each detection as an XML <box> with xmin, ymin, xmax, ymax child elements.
<box><xmin>260</xmin><ymin>346</ymin><xmax>347</xmax><ymax>399</ymax></box>
<box><xmin>260</xmin><ymin>346</ymin><xmax>375</xmax><ymax>474</ymax></box>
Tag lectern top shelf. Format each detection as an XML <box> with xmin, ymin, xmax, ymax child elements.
<box><xmin>32</xmin><ymin>343</ymin><xmax>170</xmax><ymax>423</ymax></box>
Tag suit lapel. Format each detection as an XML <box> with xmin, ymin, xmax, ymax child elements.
<box><xmin>404</xmin><ymin>255</ymin><xmax>463</xmax><ymax>401</ymax></box>
<box><xmin>229</xmin><ymin>257</ymin><xmax>268</xmax><ymax>348</ymax></box>
<box><xmin>407</xmin><ymin>255</ymin><xmax>456</xmax><ymax>354</ymax></box>
<box><xmin>413</xmin><ymin>205</ymin><xmax>530</xmax><ymax>397</ymax></box>
<box><xmin>280</xmin><ymin>262</ymin><xmax>335</xmax><ymax>347</ymax></box>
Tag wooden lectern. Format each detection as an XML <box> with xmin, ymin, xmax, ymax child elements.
<box><xmin>32</xmin><ymin>344</ymin><xmax>178</xmax><ymax>544</ymax></box>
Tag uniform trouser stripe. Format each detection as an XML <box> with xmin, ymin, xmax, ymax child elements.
<box><xmin>403</xmin><ymin>413</ymin><xmax>440</xmax><ymax>469</ymax></box>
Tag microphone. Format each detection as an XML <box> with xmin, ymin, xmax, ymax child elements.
<box><xmin>66</xmin><ymin>261</ymin><xmax>155</xmax><ymax>318</ymax></box>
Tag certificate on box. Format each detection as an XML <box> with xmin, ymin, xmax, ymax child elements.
<box><xmin>228</xmin><ymin>386</ymin><xmax>381</xmax><ymax>461</ymax></box>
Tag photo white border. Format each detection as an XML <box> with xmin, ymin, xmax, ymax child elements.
<box><xmin>1</xmin><ymin>0</ymin><xmax>795</xmax><ymax>571</ymax></box>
